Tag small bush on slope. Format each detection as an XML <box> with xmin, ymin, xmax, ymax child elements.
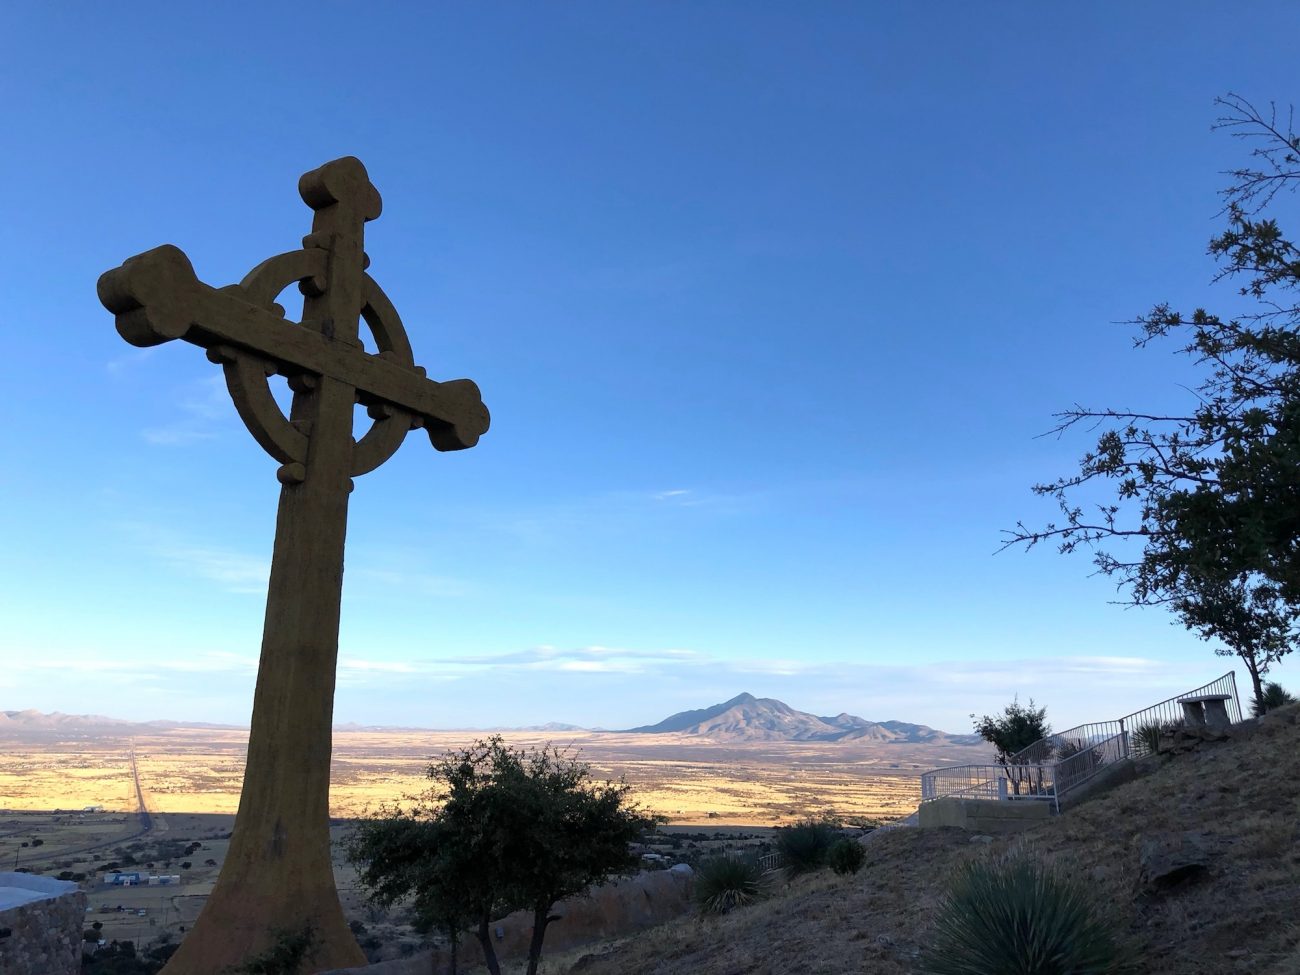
<box><xmin>918</xmin><ymin>851</ymin><xmax>1134</xmax><ymax>975</ymax></box>
<box><xmin>776</xmin><ymin>816</ymin><xmax>840</xmax><ymax>875</ymax></box>
<box><xmin>694</xmin><ymin>855</ymin><xmax>766</xmax><ymax>915</ymax></box>
<box><xmin>827</xmin><ymin>837</ymin><xmax>866</xmax><ymax>875</ymax></box>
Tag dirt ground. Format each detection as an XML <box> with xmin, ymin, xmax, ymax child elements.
<box><xmin>556</xmin><ymin>705</ymin><xmax>1300</xmax><ymax>975</ymax></box>
<box><xmin>0</xmin><ymin>727</ymin><xmax>989</xmax><ymax>826</ymax></box>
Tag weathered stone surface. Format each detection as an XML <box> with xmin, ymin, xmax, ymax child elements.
<box><xmin>0</xmin><ymin>874</ymin><xmax>86</xmax><ymax>975</ymax></box>
<box><xmin>1139</xmin><ymin>832</ymin><xmax>1215</xmax><ymax>890</ymax></box>
<box><xmin>98</xmin><ymin>158</ymin><xmax>488</xmax><ymax>974</ymax></box>
<box><xmin>1260</xmin><ymin>702</ymin><xmax>1300</xmax><ymax>729</ymax></box>
<box><xmin>917</xmin><ymin>796</ymin><xmax>1052</xmax><ymax>834</ymax></box>
<box><xmin>1161</xmin><ymin>726</ymin><xmax>1231</xmax><ymax>756</ymax></box>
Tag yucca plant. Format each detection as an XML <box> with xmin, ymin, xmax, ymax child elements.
<box><xmin>1131</xmin><ymin>720</ymin><xmax>1179</xmax><ymax>757</ymax></box>
<box><xmin>694</xmin><ymin>855</ymin><xmax>766</xmax><ymax>915</ymax></box>
<box><xmin>918</xmin><ymin>852</ymin><xmax>1134</xmax><ymax>975</ymax></box>
<box><xmin>775</xmin><ymin>815</ymin><xmax>840</xmax><ymax>875</ymax></box>
<box><xmin>1251</xmin><ymin>681</ymin><xmax>1297</xmax><ymax>717</ymax></box>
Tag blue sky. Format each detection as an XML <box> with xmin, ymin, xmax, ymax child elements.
<box><xmin>2</xmin><ymin>3</ymin><xmax>1295</xmax><ymax>733</ymax></box>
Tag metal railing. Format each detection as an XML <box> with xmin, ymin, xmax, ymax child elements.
<box><xmin>1008</xmin><ymin>720</ymin><xmax>1123</xmax><ymax>767</ymax></box>
<box><xmin>1120</xmin><ymin>671</ymin><xmax>1240</xmax><ymax>758</ymax></box>
<box><xmin>918</xmin><ymin>672</ymin><xmax>1241</xmax><ymax>812</ymax></box>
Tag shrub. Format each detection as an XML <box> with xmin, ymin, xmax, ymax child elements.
<box><xmin>827</xmin><ymin>838</ymin><xmax>866</xmax><ymax>875</ymax></box>
<box><xmin>230</xmin><ymin>924</ymin><xmax>318</xmax><ymax>975</ymax></box>
<box><xmin>919</xmin><ymin>851</ymin><xmax>1134</xmax><ymax>975</ymax></box>
<box><xmin>694</xmin><ymin>855</ymin><xmax>766</xmax><ymax>915</ymax></box>
<box><xmin>1251</xmin><ymin>681</ymin><xmax>1297</xmax><ymax>717</ymax></box>
<box><xmin>1131</xmin><ymin>720</ymin><xmax>1179</xmax><ymax>757</ymax></box>
<box><xmin>776</xmin><ymin>816</ymin><xmax>840</xmax><ymax>875</ymax></box>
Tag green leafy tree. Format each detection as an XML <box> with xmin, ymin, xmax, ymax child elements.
<box><xmin>347</xmin><ymin>736</ymin><xmax>660</xmax><ymax>975</ymax></box>
<box><xmin>972</xmin><ymin>699</ymin><xmax>1050</xmax><ymax>795</ymax></box>
<box><xmin>1004</xmin><ymin>94</ymin><xmax>1300</xmax><ymax>705</ymax></box>
<box><xmin>489</xmin><ymin>741</ymin><xmax>662</xmax><ymax>975</ymax></box>
<box><xmin>347</xmin><ymin>739</ymin><xmax>524</xmax><ymax>975</ymax></box>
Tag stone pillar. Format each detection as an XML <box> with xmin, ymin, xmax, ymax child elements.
<box><xmin>1203</xmin><ymin>698</ymin><xmax>1231</xmax><ymax>732</ymax></box>
<box><xmin>0</xmin><ymin>874</ymin><xmax>86</xmax><ymax>975</ymax></box>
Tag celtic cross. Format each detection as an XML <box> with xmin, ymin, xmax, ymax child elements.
<box><xmin>98</xmin><ymin>157</ymin><xmax>489</xmax><ymax>974</ymax></box>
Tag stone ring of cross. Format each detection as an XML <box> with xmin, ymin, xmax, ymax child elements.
<box><xmin>97</xmin><ymin>156</ymin><xmax>489</xmax><ymax>486</ymax></box>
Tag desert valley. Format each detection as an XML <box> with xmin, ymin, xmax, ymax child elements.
<box><xmin>0</xmin><ymin>693</ymin><xmax>990</xmax><ymax>825</ymax></box>
<box><xmin>0</xmin><ymin>693</ymin><xmax>992</xmax><ymax>961</ymax></box>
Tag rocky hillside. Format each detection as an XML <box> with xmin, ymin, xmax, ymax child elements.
<box><xmin>625</xmin><ymin>692</ymin><xmax>980</xmax><ymax>744</ymax></box>
<box><xmin>566</xmin><ymin>703</ymin><xmax>1300</xmax><ymax>975</ymax></box>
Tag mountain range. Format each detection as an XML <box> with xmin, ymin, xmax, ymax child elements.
<box><xmin>1</xmin><ymin>695</ymin><xmax>978</xmax><ymax>745</ymax></box>
<box><xmin>0</xmin><ymin>709</ymin><xmax>243</xmax><ymax>735</ymax></box>
<box><xmin>625</xmin><ymin>692</ymin><xmax>980</xmax><ymax>744</ymax></box>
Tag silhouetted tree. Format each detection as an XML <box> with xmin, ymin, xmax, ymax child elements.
<box><xmin>347</xmin><ymin>736</ymin><xmax>660</xmax><ymax>975</ymax></box>
<box><xmin>1004</xmin><ymin>94</ymin><xmax>1300</xmax><ymax>702</ymax></box>
<box><xmin>972</xmin><ymin>699</ymin><xmax>1050</xmax><ymax>795</ymax></box>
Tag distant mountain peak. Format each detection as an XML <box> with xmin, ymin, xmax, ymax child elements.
<box><xmin>624</xmin><ymin>693</ymin><xmax>980</xmax><ymax>745</ymax></box>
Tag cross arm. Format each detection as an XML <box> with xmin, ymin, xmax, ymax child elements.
<box><xmin>98</xmin><ymin>245</ymin><xmax>489</xmax><ymax>450</ymax></box>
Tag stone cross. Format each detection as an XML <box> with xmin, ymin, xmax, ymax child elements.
<box><xmin>98</xmin><ymin>157</ymin><xmax>489</xmax><ymax>974</ymax></box>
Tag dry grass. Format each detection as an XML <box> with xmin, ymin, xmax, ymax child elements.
<box><xmin>0</xmin><ymin>728</ymin><xmax>991</xmax><ymax>826</ymax></box>
<box><xmin>559</xmin><ymin>705</ymin><xmax>1300</xmax><ymax>975</ymax></box>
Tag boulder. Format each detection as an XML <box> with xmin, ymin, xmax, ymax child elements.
<box><xmin>1139</xmin><ymin>832</ymin><xmax>1215</xmax><ymax>891</ymax></box>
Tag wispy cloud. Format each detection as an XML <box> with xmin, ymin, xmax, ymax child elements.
<box><xmin>654</xmin><ymin>489</ymin><xmax>691</xmax><ymax>500</ymax></box>
<box><xmin>473</xmin><ymin>486</ymin><xmax>769</xmax><ymax>547</ymax></box>
<box><xmin>389</xmin><ymin>644</ymin><xmax>1210</xmax><ymax>731</ymax></box>
<box><xmin>141</xmin><ymin>374</ymin><xmax>232</xmax><ymax>446</ymax></box>
<box><xmin>111</xmin><ymin>521</ymin><xmax>270</xmax><ymax>595</ymax></box>
<box><xmin>351</xmin><ymin>568</ymin><xmax>468</xmax><ymax>598</ymax></box>
<box><xmin>159</xmin><ymin>544</ymin><xmax>269</xmax><ymax>594</ymax></box>
<box><xmin>437</xmin><ymin>645</ymin><xmax>701</xmax><ymax>675</ymax></box>
<box><xmin>339</xmin><ymin>657</ymin><xmax>417</xmax><ymax>674</ymax></box>
<box><xmin>106</xmin><ymin>347</ymin><xmax>161</xmax><ymax>376</ymax></box>
<box><xmin>9</xmin><ymin>651</ymin><xmax>258</xmax><ymax>680</ymax></box>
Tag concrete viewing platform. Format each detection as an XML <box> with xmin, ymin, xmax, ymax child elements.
<box><xmin>0</xmin><ymin>871</ymin><xmax>86</xmax><ymax>975</ymax></box>
<box><xmin>0</xmin><ymin>872</ymin><xmax>79</xmax><ymax>911</ymax></box>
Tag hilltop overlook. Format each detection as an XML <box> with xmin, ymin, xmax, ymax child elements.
<box><xmin>566</xmin><ymin>703</ymin><xmax>1300</xmax><ymax>975</ymax></box>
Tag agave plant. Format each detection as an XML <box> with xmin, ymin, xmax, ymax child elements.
<box><xmin>918</xmin><ymin>851</ymin><xmax>1135</xmax><ymax>975</ymax></box>
<box><xmin>694</xmin><ymin>855</ymin><xmax>766</xmax><ymax>915</ymax></box>
<box><xmin>1251</xmin><ymin>681</ymin><xmax>1298</xmax><ymax>717</ymax></box>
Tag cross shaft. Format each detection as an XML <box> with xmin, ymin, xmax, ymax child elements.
<box><xmin>97</xmin><ymin>157</ymin><xmax>488</xmax><ymax>974</ymax></box>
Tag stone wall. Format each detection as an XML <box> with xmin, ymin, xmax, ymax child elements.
<box><xmin>0</xmin><ymin>873</ymin><xmax>87</xmax><ymax>975</ymax></box>
<box><xmin>322</xmin><ymin>865</ymin><xmax>693</xmax><ymax>975</ymax></box>
<box><xmin>916</xmin><ymin>796</ymin><xmax>1053</xmax><ymax>834</ymax></box>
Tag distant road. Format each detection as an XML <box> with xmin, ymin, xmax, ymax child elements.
<box><xmin>11</xmin><ymin>743</ymin><xmax>153</xmax><ymax>868</ymax></box>
<box><xmin>129</xmin><ymin>744</ymin><xmax>153</xmax><ymax>834</ymax></box>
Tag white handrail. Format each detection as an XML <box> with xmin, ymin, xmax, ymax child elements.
<box><xmin>919</xmin><ymin>672</ymin><xmax>1240</xmax><ymax>810</ymax></box>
